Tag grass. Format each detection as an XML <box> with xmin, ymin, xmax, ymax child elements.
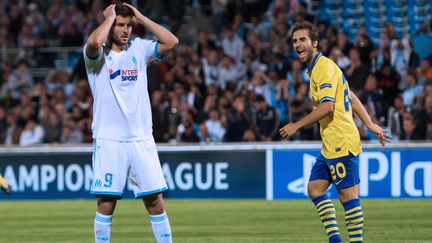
<box><xmin>0</xmin><ymin>199</ymin><xmax>431</xmax><ymax>242</ymax></box>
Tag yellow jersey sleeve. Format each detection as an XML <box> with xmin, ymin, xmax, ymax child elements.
<box><xmin>313</xmin><ymin>62</ymin><xmax>339</xmax><ymax>105</ymax></box>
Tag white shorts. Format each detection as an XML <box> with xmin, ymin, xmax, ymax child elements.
<box><xmin>90</xmin><ymin>138</ymin><xmax>168</xmax><ymax>198</ymax></box>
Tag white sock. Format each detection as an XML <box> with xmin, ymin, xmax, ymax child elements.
<box><xmin>150</xmin><ymin>211</ymin><xmax>172</xmax><ymax>243</ymax></box>
<box><xmin>94</xmin><ymin>212</ymin><xmax>112</xmax><ymax>243</ymax></box>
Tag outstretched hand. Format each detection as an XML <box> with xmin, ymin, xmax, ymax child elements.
<box><xmin>279</xmin><ymin>123</ymin><xmax>298</xmax><ymax>138</ymax></box>
<box><xmin>368</xmin><ymin>123</ymin><xmax>392</xmax><ymax>147</ymax></box>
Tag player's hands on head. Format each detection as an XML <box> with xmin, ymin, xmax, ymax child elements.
<box><xmin>123</xmin><ymin>2</ymin><xmax>143</xmax><ymax>19</ymax></box>
<box><xmin>103</xmin><ymin>4</ymin><xmax>116</xmax><ymax>20</ymax></box>
<box><xmin>368</xmin><ymin>123</ymin><xmax>392</xmax><ymax>147</ymax></box>
<box><xmin>279</xmin><ymin>123</ymin><xmax>298</xmax><ymax>138</ymax></box>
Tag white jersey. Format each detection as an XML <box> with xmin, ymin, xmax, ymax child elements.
<box><xmin>83</xmin><ymin>38</ymin><xmax>159</xmax><ymax>141</ymax></box>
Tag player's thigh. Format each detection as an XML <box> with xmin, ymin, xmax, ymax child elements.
<box><xmin>308</xmin><ymin>155</ymin><xmax>332</xmax><ymax>197</ymax></box>
<box><xmin>326</xmin><ymin>152</ymin><xmax>360</xmax><ymax>191</ymax></box>
<box><xmin>309</xmin><ymin>155</ymin><xmax>332</xmax><ymax>182</ymax></box>
<box><xmin>128</xmin><ymin>139</ymin><xmax>167</xmax><ymax>197</ymax></box>
<box><xmin>91</xmin><ymin>139</ymin><xmax>129</xmax><ymax>196</ymax></box>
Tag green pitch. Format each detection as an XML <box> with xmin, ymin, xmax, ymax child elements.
<box><xmin>1</xmin><ymin>199</ymin><xmax>431</xmax><ymax>242</ymax></box>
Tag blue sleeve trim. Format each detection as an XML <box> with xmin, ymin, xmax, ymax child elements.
<box><xmin>319</xmin><ymin>96</ymin><xmax>335</xmax><ymax>103</ymax></box>
<box><xmin>320</xmin><ymin>83</ymin><xmax>332</xmax><ymax>89</ymax></box>
<box><xmin>135</xmin><ymin>186</ymin><xmax>169</xmax><ymax>198</ymax></box>
<box><xmin>153</xmin><ymin>41</ymin><xmax>162</xmax><ymax>61</ymax></box>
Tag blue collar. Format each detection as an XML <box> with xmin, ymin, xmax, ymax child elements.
<box><xmin>307</xmin><ymin>52</ymin><xmax>322</xmax><ymax>74</ymax></box>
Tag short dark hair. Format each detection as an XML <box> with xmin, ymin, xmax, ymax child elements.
<box><xmin>291</xmin><ymin>21</ymin><xmax>319</xmax><ymax>43</ymax></box>
<box><xmin>115</xmin><ymin>3</ymin><xmax>134</xmax><ymax>18</ymax></box>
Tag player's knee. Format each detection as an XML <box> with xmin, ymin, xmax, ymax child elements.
<box><xmin>307</xmin><ymin>185</ymin><xmax>324</xmax><ymax>199</ymax></box>
<box><xmin>143</xmin><ymin>193</ymin><xmax>165</xmax><ymax>214</ymax></box>
<box><xmin>98</xmin><ymin>202</ymin><xmax>116</xmax><ymax>215</ymax></box>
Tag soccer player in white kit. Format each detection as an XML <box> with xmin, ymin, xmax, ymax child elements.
<box><xmin>83</xmin><ymin>3</ymin><xmax>178</xmax><ymax>243</ymax></box>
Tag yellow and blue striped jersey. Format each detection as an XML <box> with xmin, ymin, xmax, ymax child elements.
<box><xmin>308</xmin><ymin>52</ymin><xmax>362</xmax><ymax>159</ymax></box>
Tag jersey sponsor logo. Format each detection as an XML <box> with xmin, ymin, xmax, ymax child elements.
<box><xmin>109</xmin><ymin>69</ymin><xmax>121</xmax><ymax>79</ymax></box>
<box><xmin>109</xmin><ymin>69</ymin><xmax>138</xmax><ymax>81</ymax></box>
<box><xmin>121</xmin><ymin>69</ymin><xmax>138</xmax><ymax>81</ymax></box>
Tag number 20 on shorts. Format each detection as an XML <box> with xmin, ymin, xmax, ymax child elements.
<box><xmin>330</xmin><ymin>162</ymin><xmax>346</xmax><ymax>181</ymax></box>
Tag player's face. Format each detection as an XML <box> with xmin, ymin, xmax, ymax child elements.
<box><xmin>292</xmin><ymin>29</ymin><xmax>317</xmax><ymax>66</ymax></box>
<box><xmin>110</xmin><ymin>16</ymin><xmax>133</xmax><ymax>47</ymax></box>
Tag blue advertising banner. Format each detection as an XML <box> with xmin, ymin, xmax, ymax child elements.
<box><xmin>272</xmin><ymin>149</ymin><xmax>432</xmax><ymax>199</ymax></box>
<box><xmin>0</xmin><ymin>151</ymin><xmax>266</xmax><ymax>200</ymax></box>
<box><xmin>160</xmin><ymin>151</ymin><xmax>266</xmax><ymax>198</ymax></box>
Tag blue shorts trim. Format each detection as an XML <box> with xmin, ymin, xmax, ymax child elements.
<box><xmin>90</xmin><ymin>191</ymin><xmax>123</xmax><ymax>198</ymax></box>
<box><xmin>309</xmin><ymin>152</ymin><xmax>360</xmax><ymax>190</ymax></box>
<box><xmin>135</xmin><ymin>186</ymin><xmax>169</xmax><ymax>198</ymax></box>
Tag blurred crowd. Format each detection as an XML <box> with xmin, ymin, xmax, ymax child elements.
<box><xmin>0</xmin><ymin>0</ymin><xmax>432</xmax><ymax>146</ymax></box>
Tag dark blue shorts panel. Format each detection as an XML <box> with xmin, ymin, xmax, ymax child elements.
<box><xmin>309</xmin><ymin>153</ymin><xmax>360</xmax><ymax>190</ymax></box>
<box><xmin>309</xmin><ymin>154</ymin><xmax>332</xmax><ymax>182</ymax></box>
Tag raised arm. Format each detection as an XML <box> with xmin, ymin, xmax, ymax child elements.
<box><xmin>350</xmin><ymin>90</ymin><xmax>391</xmax><ymax>146</ymax></box>
<box><xmin>85</xmin><ymin>4</ymin><xmax>117</xmax><ymax>58</ymax></box>
<box><xmin>123</xmin><ymin>3</ymin><xmax>178</xmax><ymax>54</ymax></box>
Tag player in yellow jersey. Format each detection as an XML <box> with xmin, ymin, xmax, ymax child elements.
<box><xmin>279</xmin><ymin>22</ymin><xmax>391</xmax><ymax>243</ymax></box>
<box><xmin>0</xmin><ymin>174</ymin><xmax>11</xmax><ymax>195</ymax></box>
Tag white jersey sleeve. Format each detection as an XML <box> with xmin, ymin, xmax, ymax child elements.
<box><xmin>83</xmin><ymin>45</ymin><xmax>105</xmax><ymax>73</ymax></box>
<box><xmin>132</xmin><ymin>38</ymin><xmax>160</xmax><ymax>63</ymax></box>
<box><xmin>83</xmin><ymin>45</ymin><xmax>105</xmax><ymax>90</ymax></box>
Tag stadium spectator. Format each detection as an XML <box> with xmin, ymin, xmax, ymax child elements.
<box><xmin>346</xmin><ymin>48</ymin><xmax>371</xmax><ymax>92</ymax></box>
<box><xmin>337</xmin><ymin>31</ymin><xmax>353</xmax><ymax>57</ymax></box>
<box><xmin>329</xmin><ymin>46</ymin><xmax>350</xmax><ymax>70</ymax></box>
<box><xmin>270</xmin><ymin>78</ymin><xmax>289</xmax><ymax>126</ymax></box>
<box><xmin>204</xmin><ymin>108</ymin><xmax>226</xmax><ymax>143</ymax></box>
<box><xmin>0</xmin><ymin>60</ymin><xmax>34</xmax><ymax>104</ymax></box>
<box><xmin>151</xmin><ymin>90</ymin><xmax>170</xmax><ymax>143</ymax></box>
<box><xmin>224</xmin><ymin>95</ymin><xmax>252</xmax><ymax>141</ymax></box>
<box><xmin>402</xmin><ymin>73</ymin><xmax>423</xmax><ymax>107</ymax></box>
<box><xmin>0</xmin><ymin>106</ymin><xmax>6</xmax><ymax>132</ymax></box>
<box><xmin>221</xmin><ymin>25</ymin><xmax>244</xmax><ymax>63</ymax></box>
<box><xmin>19</xmin><ymin>119</ymin><xmax>44</xmax><ymax>146</ymax></box>
<box><xmin>254</xmin><ymin>95</ymin><xmax>279</xmax><ymax>141</ymax></box>
<box><xmin>179</xmin><ymin>122</ymin><xmax>200</xmax><ymax>142</ymax></box>
<box><xmin>400</xmin><ymin>111</ymin><xmax>426</xmax><ymax>140</ymax></box>
<box><xmin>289</xmin><ymin>98</ymin><xmax>315</xmax><ymax>140</ymax></box>
<box><xmin>360</xmin><ymin>74</ymin><xmax>387</xmax><ymax>122</ymax></box>
<box><xmin>0</xmin><ymin>111</ymin><xmax>22</xmax><ymax>146</ymax></box>
<box><xmin>376</xmin><ymin>64</ymin><xmax>400</xmax><ymax>105</ymax></box>
<box><xmin>426</xmin><ymin>116</ymin><xmax>432</xmax><ymax>140</ymax></box>
<box><xmin>60</xmin><ymin>119</ymin><xmax>83</xmax><ymax>144</ymax></box>
<box><xmin>286</xmin><ymin>59</ymin><xmax>309</xmax><ymax>96</ymax></box>
<box><xmin>390</xmin><ymin>38</ymin><xmax>411</xmax><ymax>89</ymax></box>
<box><xmin>417</xmin><ymin>59</ymin><xmax>432</xmax><ymax>85</ymax></box>
<box><xmin>42</xmin><ymin>111</ymin><xmax>62</xmax><ymax>143</ymax></box>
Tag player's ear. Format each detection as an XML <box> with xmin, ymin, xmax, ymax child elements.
<box><xmin>312</xmin><ymin>40</ymin><xmax>318</xmax><ymax>48</ymax></box>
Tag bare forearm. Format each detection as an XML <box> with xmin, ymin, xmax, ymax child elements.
<box><xmin>136</xmin><ymin>16</ymin><xmax>178</xmax><ymax>48</ymax></box>
<box><xmin>350</xmin><ymin>91</ymin><xmax>373</xmax><ymax>127</ymax></box>
<box><xmin>295</xmin><ymin>102</ymin><xmax>333</xmax><ymax>130</ymax></box>
<box><xmin>87</xmin><ymin>16</ymin><xmax>116</xmax><ymax>50</ymax></box>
